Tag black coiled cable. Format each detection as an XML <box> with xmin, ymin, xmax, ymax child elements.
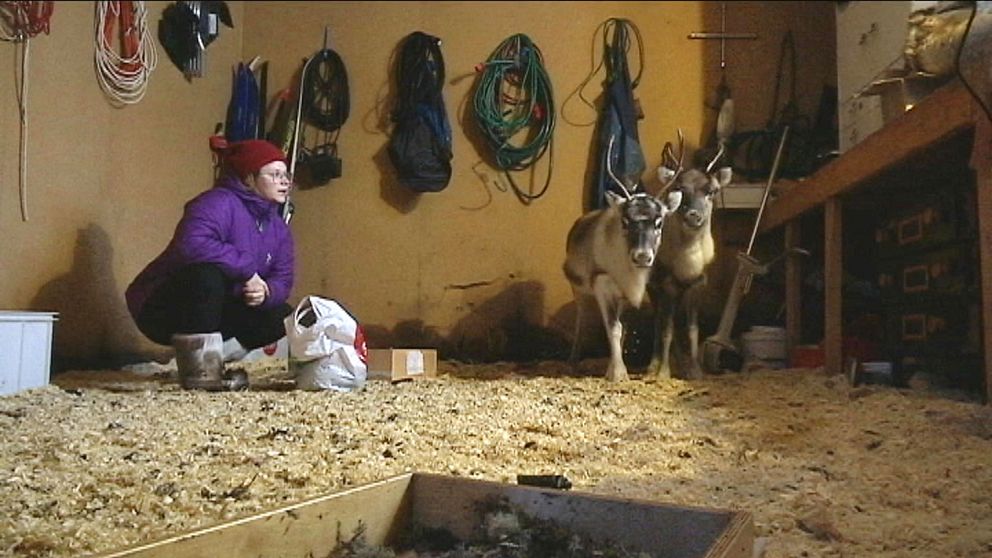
<box><xmin>302</xmin><ymin>48</ymin><xmax>350</xmax><ymax>132</ymax></box>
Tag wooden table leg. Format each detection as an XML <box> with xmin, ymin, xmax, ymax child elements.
<box><xmin>970</xmin><ymin>114</ymin><xmax>992</xmax><ymax>403</ymax></box>
<box><xmin>785</xmin><ymin>220</ymin><xmax>802</xmax><ymax>364</ymax></box>
<box><xmin>825</xmin><ymin>197</ymin><xmax>844</xmax><ymax>376</ymax></box>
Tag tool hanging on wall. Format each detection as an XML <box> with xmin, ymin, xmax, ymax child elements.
<box><xmin>280</xmin><ymin>27</ymin><xmax>350</xmax><ymax>223</ymax></box>
<box><xmin>689</xmin><ymin>2</ymin><xmax>756</xmax><ymax>171</ymax></box>
<box><xmin>94</xmin><ymin>1</ymin><xmax>158</xmax><ymax>107</ymax></box>
<box><xmin>295</xmin><ymin>27</ymin><xmax>349</xmax><ymax>190</ymax></box>
<box><xmin>472</xmin><ymin>33</ymin><xmax>556</xmax><ymax>205</ymax></box>
<box><xmin>1</xmin><ymin>0</ymin><xmax>54</xmax><ymax>222</ymax></box>
<box><xmin>280</xmin><ymin>55</ymin><xmax>315</xmax><ymax>224</ymax></box>
<box><xmin>158</xmin><ymin>1</ymin><xmax>232</xmax><ymax>80</ymax></box>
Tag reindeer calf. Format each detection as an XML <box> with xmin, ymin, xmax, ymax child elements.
<box><xmin>564</xmin><ymin>188</ymin><xmax>682</xmax><ymax>382</ymax></box>
<box><xmin>648</xmin><ymin>147</ymin><xmax>732</xmax><ymax>380</ymax></box>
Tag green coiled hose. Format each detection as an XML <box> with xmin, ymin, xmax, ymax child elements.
<box><xmin>472</xmin><ymin>34</ymin><xmax>555</xmax><ymax>203</ymax></box>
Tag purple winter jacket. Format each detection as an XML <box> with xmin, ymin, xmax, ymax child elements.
<box><xmin>125</xmin><ymin>174</ymin><xmax>295</xmax><ymax>319</ymax></box>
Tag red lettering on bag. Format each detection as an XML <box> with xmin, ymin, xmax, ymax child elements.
<box><xmin>354</xmin><ymin>325</ymin><xmax>368</xmax><ymax>363</ymax></box>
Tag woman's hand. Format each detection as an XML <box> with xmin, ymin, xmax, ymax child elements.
<box><xmin>244</xmin><ymin>273</ymin><xmax>270</xmax><ymax>307</ymax></box>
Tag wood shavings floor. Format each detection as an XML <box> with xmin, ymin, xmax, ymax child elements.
<box><xmin>1</xmin><ymin>360</ymin><xmax>990</xmax><ymax>557</ymax></box>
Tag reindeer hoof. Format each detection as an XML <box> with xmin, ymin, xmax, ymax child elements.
<box><xmin>645</xmin><ymin>361</ymin><xmax>672</xmax><ymax>380</ymax></box>
<box><xmin>679</xmin><ymin>365</ymin><xmax>705</xmax><ymax>380</ymax></box>
<box><xmin>605</xmin><ymin>364</ymin><xmax>629</xmax><ymax>382</ymax></box>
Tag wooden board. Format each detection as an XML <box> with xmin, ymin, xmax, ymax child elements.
<box><xmin>94</xmin><ymin>473</ymin><xmax>754</xmax><ymax>558</ymax></box>
<box><xmin>759</xmin><ymin>80</ymin><xmax>974</xmax><ymax>234</ymax></box>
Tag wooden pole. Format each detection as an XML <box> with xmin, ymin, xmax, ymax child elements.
<box><xmin>824</xmin><ymin>198</ymin><xmax>844</xmax><ymax>376</ymax></box>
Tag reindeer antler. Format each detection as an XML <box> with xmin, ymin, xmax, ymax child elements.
<box><xmin>606</xmin><ymin>135</ymin><xmax>634</xmax><ymax>199</ymax></box>
<box><xmin>705</xmin><ymin>142</ymin><xmax>727</xmax><ymax>174</ymax></box>
<box><xmin>660</xmin><ymin>128</ymin><xmax>686</xmax><ymax>191</ymax></box>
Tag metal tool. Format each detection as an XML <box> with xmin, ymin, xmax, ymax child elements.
<box><xmin>281</xmin><ymin>40</ymin><xmax>321</xmax><ymax>224</ymax></box>
<box><xmin>701</xmin><ymin>125</ymin><xmax>810</xmax><ymax>373</ymax></box>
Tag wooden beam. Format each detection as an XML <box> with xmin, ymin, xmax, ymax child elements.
<box><xmin>760</xmin><ymin>81</ymin><xmax>974</xmax><ymax>234</ymax></box>
<box><xmin>970</xmin><ymin>110</ymin><xmax>992</xmax><ymax>403</ymax></box>
<box><xmin>824</xmin><ymin>198</ymin><xmax>843</xmax><ymax>376</ymax></box>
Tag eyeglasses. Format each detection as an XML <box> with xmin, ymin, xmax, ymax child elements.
<box><xmin>260</xmin><ymin>171</ymin><xmax>293</xmax><ymax>182</ymax></box>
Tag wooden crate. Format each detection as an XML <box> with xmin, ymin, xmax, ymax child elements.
<box><xmin>883</xmin><ymin>296</ymin><xmax>982</xmax><ymax>355</ymax></box>
<box><xmin>95</xmin><ymin>473</ymin><xmax>754</xmax><ymax>558</ymax></box>
<box><xmin>873</xmin><ymin>192</ymin><xmax>973</xmax><ymax>260</ymax></box>
<box><xmin>877</xmin><ymin>242</ymin><xmax>978</xmax><ymax>304</ymax></box>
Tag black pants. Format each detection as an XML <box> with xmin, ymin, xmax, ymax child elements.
<box><xmin>135</xmin><ymin>263</ymin><xmax>292</xmax><ymax>349</ymax></box>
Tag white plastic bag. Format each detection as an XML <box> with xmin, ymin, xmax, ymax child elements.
<box><xmin>284</xmin><ymin>296</ymin><xmax>367</xmax><ymax>392</ymax></box>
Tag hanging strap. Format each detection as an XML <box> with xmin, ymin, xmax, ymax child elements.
<box><xmin>393</xmin><ymin>32</ymin><xmax>444</xmax><ymax>119</ymax></box>
<box><xmin>559</xmin><ymin>18</ymin><xmax>643</xmax><ymax>127</ymax></box>
<box><xmin>1</xmin><ymin>1</ymin><xmax>54</xmax><ymax>222</ymax></box>
<box><xmin>768</xmin><ymin>31</ymin><xmax>798</xmax><ymax>128</ymax></box>
<box><xmin>604</xmin><ymin>18</ymin><xmax>643</xmax><ymax>89</ymax></box>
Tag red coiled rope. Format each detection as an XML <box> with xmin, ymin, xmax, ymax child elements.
<box><xmin>0</xmin><ymin>1</ymin><xmax>53</xmax><ymax>40</ymax></box>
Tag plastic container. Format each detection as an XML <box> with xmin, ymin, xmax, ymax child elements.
<box><xmin>791</xmin><ymin>344</ymin><xmax>825</xmax><ymax>368</ymax></box>
<box><xmin>0</xmin><ymin>311</ymin><xmax>58</xmax><ymax>395</ymax></box>
<box><xmin>741</xmin><ymin>326</ymin><xmax>787</xmax><ymax>367</ymax></box>
<box><xmin>859</xmin><ymin>361</ymin><xmax>894</xmax><ymax>385</ymax></box>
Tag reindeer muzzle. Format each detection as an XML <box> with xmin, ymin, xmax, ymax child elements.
<box><xmin>631</xmin><ymin>249</ymin><xmax>655</xmax><ymax>268</ymax></box>
<box><xmin>683</xmin><ymin>209</ymin><xmax>705</xmax><ymax>229</ymax></box>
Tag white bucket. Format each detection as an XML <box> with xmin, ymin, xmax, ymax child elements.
<box><xmin>741</xmin><ymin>326</ymin><xmax>787</xmax><ymax>366</ymax></box>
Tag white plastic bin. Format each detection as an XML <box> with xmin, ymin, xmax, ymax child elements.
<box><xmin>0</xmin><ymin>311</ymin><xmax>58</xmax><ymax>395</ymax></box>
<box><xmin>741</xmin><ymin>326</ymin><xmax>787</xmax><ymax>368</ymax></box>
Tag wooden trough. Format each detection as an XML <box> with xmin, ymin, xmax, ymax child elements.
<box><xmin>95</xmin><ymin>472</ymin><xmax>754</xmax><ymax>558</ymax></box>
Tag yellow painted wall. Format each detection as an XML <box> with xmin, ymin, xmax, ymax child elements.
<box><xmin>1</xmin><ymin>1</ymin><xmax>246</xmax><ymax>366</ymax></box>
<box><xmin>0</xmin><ymin>1</ymin><xmax>834</xmax><ymax>367</ymax></box>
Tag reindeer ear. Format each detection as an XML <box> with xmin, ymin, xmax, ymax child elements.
<box><xmin>663</xmin><ymin>190</ymin><xmax>683</xmax><ymax>212</ymax></box>
<box><xmin>658</xmin><ymin>165</ymin><xmax>677</xmax><ymax>183</ymax></box>
<box><xmin>604</xmin><ymin>190</ymin><xmax>624</xmax><ymax>208</ymax></box>
<box><xmin>715</xmin><ymin>167</ymin><xmax>733</xmax><ymax>188</ymax></box>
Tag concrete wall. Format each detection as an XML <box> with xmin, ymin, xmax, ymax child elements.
<box><xmin>0</xmin><ymin>1</ymin><xmax>835</xmax><ymax>368</ymax></box>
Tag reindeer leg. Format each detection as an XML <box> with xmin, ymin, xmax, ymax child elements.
<box><xmin>681</xmin><ymin>283</ymin><xmax>705</xmax><ymax>380</ymax></box>
<box><xmin>594</xmin><ymin>279</ymin><xmax>628</xmax><ymax>382</ymax></box>
<box><xmin>647</xmin><ymin>287</ymin><xmax>674</xmax><ymax>379</ymax></box>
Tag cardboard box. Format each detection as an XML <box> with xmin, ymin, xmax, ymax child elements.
<box><xmin>367</xmin><ymin>348</ymin><xmax>437</xmax><ymax>382</ymax></box>
<box><xmin>0</xmin><ymin>311</ymin><xmax>58</xmax><ymax>396</ymax></box>
<box><xmin>96</xmin><ymin>472</ymin><xmax>754</xmax><ymax>558</ymax></box>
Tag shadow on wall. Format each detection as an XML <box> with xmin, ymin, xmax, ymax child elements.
<box><xmin>363</xmin><ymin>280</ymin><xmax>573</xmax><ymax>363</ymax></box>
<box><xmin>30</xmin><ymin>224</ymin><xmax>145</xmax><ymax>372</ymax></box>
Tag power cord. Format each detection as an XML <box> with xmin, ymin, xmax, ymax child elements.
<box><xmin>956</xmin><ymin>1</ymin><xmax>992</xmax><ymax>124</ymax></box>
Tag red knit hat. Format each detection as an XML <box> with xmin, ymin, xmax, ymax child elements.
<box><xmin>221</xmin><ymin>139</ymin><xmax>287</xmax><ymax>178</ymax></box>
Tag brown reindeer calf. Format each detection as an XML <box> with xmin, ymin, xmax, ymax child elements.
<box><xmin>648</xmin><ymin>137</ymin><xmax>732</xmax><ymax>379</ymax></box>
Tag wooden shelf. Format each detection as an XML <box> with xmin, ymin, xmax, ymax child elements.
<box><xmin>755</xmin><ymin>77</ymin><xmax>992</xmax><ymax>403</ymax></box>
<box><xmin>759</xmin><ymin>80</ymin><xmax>974</xmax><ymax>234</ymax></box>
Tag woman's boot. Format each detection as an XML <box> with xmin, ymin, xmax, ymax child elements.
<box><xmin>172</xmin><ymin>332</ymin><xmax>249</xmax><ymax>391</ymax></box>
